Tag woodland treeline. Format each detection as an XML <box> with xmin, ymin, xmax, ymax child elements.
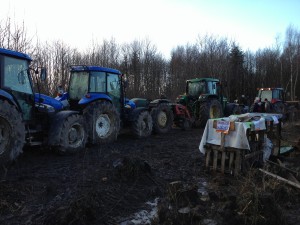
<box><xmin>1</xmin><ymin>18</ymin><xmax>299</xmax><ymax>104</ymax></box>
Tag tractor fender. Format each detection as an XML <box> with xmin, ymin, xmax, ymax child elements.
<box><xmin>0</xmin><ymin>89</ymin><xmax>21</xmax><ymax>111</ymax></box>
<box><xmin>48</xmin><ymin>110</ymin><xmax>80</xmax><ymax>146</ymax></box>
<box><xmin>148</xmin><ymin>98</ymin><xmax>171</xmax><ymax>108</ymax></box>
<box><xmin>130</xmin><ymin>98</ymin><xmax>150</xmax><ymax>108</ymax></box>
<box><xmin>198</xmin><ymin>94</ymin><xmax>218</xmax><ymax>102</ymax></box>
<box><xmin>127</xmin><ymin>107</ymin><xmax>148</xmax><ymax>122</ymax></box>
<box><xmin>78</xmin><ymin>93</ymin><xmax>112</xmax><ymax>105</ymax></box>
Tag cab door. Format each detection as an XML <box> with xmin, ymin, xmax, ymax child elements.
<box><xmin>107</xmin><ymin>73</ymin><xmax>121</xmax><ymax>112</ymax></box>
<box><xmin>2</xmin><ymin>56</ymin><xmax>34</xmax><ymax>121</ymax></box>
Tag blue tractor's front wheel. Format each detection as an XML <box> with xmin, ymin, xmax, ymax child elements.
<box><xmin>56</xmin><ymin>114</ymin><xmax>87</xmax><ymax>155</ymax></box>
<box><xmin>131</xmin><ymin>110</ymin><xmax>153</xmax><ymax>138</ymax></box>
<box><xmin>0</xmin><ymin>100</ymin><xmax>25</xmax><ymax>165</ymax></box>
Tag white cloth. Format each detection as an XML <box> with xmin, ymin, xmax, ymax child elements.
<box><xmin>199</xmin><ymin>120</ymin><xmax>250</xmax><ymax>154</ymax></box>
<box><xmin>199</xmin><ymin>113</ymin><xmax>281</xmax><ymax>154</ymax></box>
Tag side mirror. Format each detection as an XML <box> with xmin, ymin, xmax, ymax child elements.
<box><xmin>122</xmin><ymin>74</ymin><xmax>128</xmax><ymax>89</ymax></box>
<box><xmin>40</xmin><ymin>68</ymin><xmax>47</xmax><ymax>81</ymax></box>
<box><xmin>123</xmin><ymin>78</ymin><xmax>128</xmax><ymax>89</ymax></box>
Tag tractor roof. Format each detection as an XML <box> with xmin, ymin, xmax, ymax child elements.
<box><xmin>0</xmin><ymin>48</ymin><xmax>32</xmax><ymax>61</ymax></box>
<box><xmin>70</xmin><ymin>65</ymin><xmax>121</xmax><ymax>74</ymax></box>
<box><xmin>187</xmin><ymin>78</ymin><xmax>220</xmax><ymax>83</ymax></box>
<box><xmin>258</xmin><ymin>87</ymin><xmax>284</xmax><ymax>91</ymax></box>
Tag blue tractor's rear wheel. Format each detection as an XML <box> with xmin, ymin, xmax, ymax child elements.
<box><xmin>84</xmin><ymin>101</ymin><xmax>120</xmax><ymax>144</ymax></box>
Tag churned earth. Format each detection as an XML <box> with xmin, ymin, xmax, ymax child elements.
<box><xmin>0</xmin><ymin>122</ymin><xmax>299</xmax><ymax>225</ymax></box>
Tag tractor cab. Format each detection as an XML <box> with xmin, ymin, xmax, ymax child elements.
<box><xmin>187</xmin><ymin>78</ymin><xmax>221</xmax><ymax>98</ymax></box>
<box><xmin>0</xmin><ymin>48</ymin><xmax>35</xmax><ymax>121</ymax></box>
<box><xmin>251</xmin><ymin>88</ymin><xmax>286</xmax><ymax>114</ymax></box>
<box><xmin>67</xmin><ymin>65</ymin><xmax>123</xmax><ymax>112</ymax></box>
<box><xmin>177</xmin><ymin>78</ymin><xmax>223</xmax><ymax>107</ymax></box>
<box><xmin>257</xmin><ymin>88</ymin><xmax>284</xmax><ymax>104</ymax></box>
<box><xmin>0</xmin><ymin>48</ymin><xmax>55</xmax><ymax>120</ymax></box>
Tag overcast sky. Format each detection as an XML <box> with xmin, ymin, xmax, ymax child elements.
<box><xmin>1</xmin><ymin>0</ymin><xmax>300</xmax><ymax>57</ymax></box>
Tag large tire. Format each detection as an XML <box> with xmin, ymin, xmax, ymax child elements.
<box><xmin>272</xmin><ymin>101</ymin><xmax>286</xmax><ymax>114</ymax></box>
<box><xmin>287</xmin><ymin>106</ymin><xmax>298</xmax><ymax>122</ymax></box>
<box><xmin>181</xmin><ymin>118</ymin><xmax>192</xmax><ymax>130</ymax></box>
<box><xmin>57</xmin><ymin>114</ymin><xmax>87</xmax><ymax>155</ymax></box>
<box><xmin>232</xmin><ymin>104</ymin><xmax>243</xmax><ymax>115</ymax></box>
<box><xmin>198</xmin><ymin>99</ymin><xmax>223</xmax><ymax>127</ymax></box>
<box><xmin>131</xmin><ymin>111</ymin><xmax>153</xmax><ymax>138</ymax></box>
<box><xmin>84</xmin><ymin>101</ymin><xmax>120</xmax><ymax>144</ymax></box>
<box><xmin>272</xmin><ymin>101</ymin><xmax>287</xmax><ymax>122</ymax></box>
<box><xmin>224</xmin><ymin>103</ymin><xmax>242</xmax><ymax>116</ymax></box>
<box><xmin>151</xmin><ymin>103</ymin><xmax>174</xmax><ymax>134</ymax></box>
<box><xmin>0</xmin><ymin>100</ymin><xmax>25</xmax><ymax>164</ymax></box>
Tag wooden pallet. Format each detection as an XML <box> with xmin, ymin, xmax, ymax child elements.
<box><xmin>205</xmin><ymin>145</ymin><xmax>263</xmax><ymax>176</ymax></box>
<box><xmin>205</xmin><ymin>120</ymin><xmax>266</xmax><ymax>176</ymax></box>
<box><xmin>204</xmin><ymin>117</ymin><xmax>282</xmax><ymax>176</ymax></box>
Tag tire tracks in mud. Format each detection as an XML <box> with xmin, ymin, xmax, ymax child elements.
<box><xmin>0</xmin><ymin>128</ymin><xmax>205</xmax><ymax>225</ymax></box>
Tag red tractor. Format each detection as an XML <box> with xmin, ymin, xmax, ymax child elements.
<box><xmin>250</xmin><ymin>87</ymin><xmax>299</xmax><ymax>121</ymax></box>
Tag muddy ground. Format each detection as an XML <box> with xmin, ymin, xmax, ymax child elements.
<box><xmin>0</xmin><ymin>122</ymin><xmax>300</xmax><ymax>225</ymax></box>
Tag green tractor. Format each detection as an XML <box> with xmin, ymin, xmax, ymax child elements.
<box><xmin>176</xmin><ymin>78</ymin><xmax>240</xmax><ymax>127</ymax></box>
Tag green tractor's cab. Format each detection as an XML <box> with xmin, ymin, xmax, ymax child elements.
<box><xmin>176</xmin><ymin>77</ymin><xmax>234</xmax><ymax>127</ymax></box>
<box><xmin>176</xmin><ymin>78</ymin><xmax>224</xmax><ymax>127</ymax></box>
<box><xmin>177</xmin><ymin>78</ymin><xmax>226</xmax><ymax>105</ymax></box>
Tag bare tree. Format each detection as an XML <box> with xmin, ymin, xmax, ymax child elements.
<box><xmin>0</xmin><ymin>18</ymin><xmax>33</xmax><ymax>53</ymax></box>
<box><xmin>1</xmin><ymin>17</ymin><xmax>298</xmax><ymax>104</ymax></box>
<box><xmin>244</xmin><ymin>50</ymin><xmax>257</xmax><ymax>102</ymax></box>
<box><xmin>283</xmin><ymin>25</ymin><xmax>300</xmax><ymax>100</ymax></box>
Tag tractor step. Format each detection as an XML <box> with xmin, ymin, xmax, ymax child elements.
<box><xmin>26</xmin><ymin>128</ymin><xmax>44</xmax><ymax>146</ymax></box>
<box><xmin>28</xmin><ymin>141</ymin><xmax>43</xmax><ymax>146</ymax></box>
<box><xmin>26</xmin><ymin>136</ymin><xmax>42</xmax><ymax>145</ymax></box>
<box><xmin>25</xmin><ymin>128</ymin><xmax>39</xmax><ymax>134</ymax></box>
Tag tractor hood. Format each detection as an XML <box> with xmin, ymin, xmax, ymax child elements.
<box><xmin>34</xmin><ymin>93</ymin><xmax>65</xmax><ymax>110</ymax></box>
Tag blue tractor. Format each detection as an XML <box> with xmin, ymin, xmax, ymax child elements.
<box><xmin>0</xmin><ymin>48</ymin><xmax>87</xmax><ymax>165</ymax></box>
<box><xmin>57</xmin><ymin>65</ymin><xmax>174</xmax><ymax>143</ymax></box>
